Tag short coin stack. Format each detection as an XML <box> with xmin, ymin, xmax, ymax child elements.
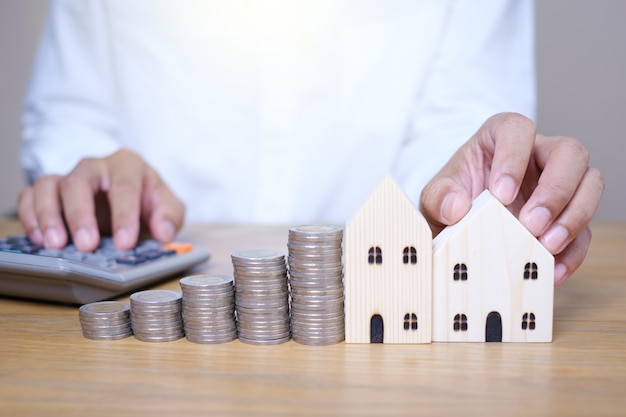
<box><xmin>79</xmin><ymin>301</ymin><xmax>132</xmax><ymax>340</ymax></box>
<box><xmin>130</xmin><ymin>290</ymin><xmax>184</xmax><ymax>342</ymax></box>
<box><xmin>180</xmin><ymin>274</ymin><xmax>237</xmax><ymax>344</ymax></box>
<box><xmin>231</xmin><ymin>249</ymin><xmax>291</xmax><ymax>345</ymax></box>
<box><xmin>288</xmin><ymin>225</ymin><xmax>345</xmax><ymax>345</ymax></box>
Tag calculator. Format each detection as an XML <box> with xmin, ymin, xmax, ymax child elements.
<box><xmin>0</xmin><ymin>235</ymin><xmax>210</xmax><ymax>304</ymax></box>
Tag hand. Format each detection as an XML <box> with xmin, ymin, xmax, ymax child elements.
<box><xmin>17</xmin><ymin>149</ymin><xmax>185</xmax><ymax>252</ymax></box>
<box><xmin>420</xmin><ymin>113</ymin><xmax>604</xmax><ymax>285</ymax></box>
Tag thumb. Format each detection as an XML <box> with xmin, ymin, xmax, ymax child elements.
<box><xmin>420</xmin><ymin>177</ymin><xmax>472</xmax><ymax>235</ymax></box>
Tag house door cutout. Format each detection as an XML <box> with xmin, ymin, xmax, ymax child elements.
<box><xmin>370</xmin><ymin>314</ymin><xmax>384</xmax><ymax>343</ymax></box>
<box><xmin>485</xmin><ymin>311</ymin><xmax>502</xmax><ymax>342</ymax></box>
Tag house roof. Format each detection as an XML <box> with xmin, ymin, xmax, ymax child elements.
<box><xmin>432</xmin><ymin>189</ymin><xmax>548</xmax><ymax>256</ymax></box>
<box><xmin>346</xmin><ymin>174</ymin><xmax>424</xmax><ymax>225</ymax></box>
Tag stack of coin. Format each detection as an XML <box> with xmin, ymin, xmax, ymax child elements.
<box><xmin>231</xmin><ymin>249</ymin><xmax>291</xmax><ymax>345</ymax></box>
<box><xmin>79</xmin><ymin>301</ymin><xmax>132</xmax><ymax>340</ymax></box>
<box><xmin>288</xmin><ymin>225</ymin><xmax>345</xmax><ymax>345</ymax></box>
<box><xmin>180</xmin><ymin>274</ymin><xmax>237</xmax><ymax>344</ymax></box>
<box><xmin>130</xmin><ymin>290</ymin><xmax>184</xmax><ymax>342</ymax></box>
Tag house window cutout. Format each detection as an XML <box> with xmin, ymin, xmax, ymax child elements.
<box><xmin>368</xmin><ymin>247</ymin><xmax>382</xmax><ymax>265</ymax></box>
<box><xmin>524</xmin><ymin>262</ymin><xmax>538</xmax><ymax>280</ymax></box>
<box><xmin>453</xmin><ymin>314</ymin><xmax>468</xmax><ymax>331</ymax></box>
<box><xmin>403</xmin><ymin>313</ymin><xmax>418</xmax><ymax>331</ymax></box>
<box><xmin>402</xmin><ymin>247</ymin><xmax>417</xmax><ymax>264</ymax></box>
<box><xmin>486</xmin><ymin>311</ymin><xmax>502</xmax><ymax>342</ymax></box>
<box><xmin>453</xmin><ymin>263</ymin><xmax>468</xmax><ymax>281</ymax></box>
<box><xmin>370</xmin><ymin>314</ymin><xmax>384</xmax><ymax>343</ymax></box>
<box><xmin>522</xmin><ymin>313</ymin><xmax>536</xmax><ymax>330</ymax></box>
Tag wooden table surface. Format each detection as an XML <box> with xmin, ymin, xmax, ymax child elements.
<box><xmin>0</xmin><ymin>220</ymin><xmax>625</xmax><ymax>416</ymax></box>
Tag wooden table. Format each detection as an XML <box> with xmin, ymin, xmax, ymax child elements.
<box><xmin>0</xmin><ymin>220</ymin><xmax>625</xmax><ymax>416</ymax></box>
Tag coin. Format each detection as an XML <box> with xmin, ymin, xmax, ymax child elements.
<box><xmin>180</xmin><ymin>274</ymin><xmax>233</xmax><ymax>288</ymax></box>
<box><xmin>179</xmin><ymin>273</ymin><xmax>237</xmax><ymax>344</ymax></box>
<box><xmin>130</xmin><ymin>289</ymin><xmax>182</xmax><ymax>305</ymax></box>
<box><xmin>78</xmin><ymin>301</ymin><xmax>132</xmax><ymax>340</ymax></box>
<box><xmin>79</xmin><ymin>301</ymin><xmax>130</xmax><ymax>316</ymax></box>
<box><xmin>232</xmin><ymin>249</ymin><xmax>291</xmax><ymax>344</ymax></box>
<box><xmin>129</xmin><ymin>289</ymin><xmax>184</xmax><ymax>343</ymax></box>
<box><xmin>288</xmin><ymin>225</ymin><xmax>345</xmax><ymax>345</ymax></box>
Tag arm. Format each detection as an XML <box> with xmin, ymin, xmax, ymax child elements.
<box><xmin>392</xmin><ymin>0</ymin><xmax>536</xmax><ymax>199</ymax></box>
<box><xmin>22</xmin><ymin>0</ymin><xmax>121</xmax><ymax>182</ymax></box>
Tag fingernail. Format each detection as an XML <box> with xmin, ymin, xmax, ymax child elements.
<box><xmin>524</xmin><ymin>206</ymin><xmax>552</xmax><ymax>236</ymax></box>
<box><xmin>554</xmin><ymin>263</ymin><xmax>568</xmax><ymax>285</ymax></box>
<box><xmin>492</xmin><ymin>176</ymin><xmax>516</xmax><ymax>204</ymax></box>
<box><xmin>44</xmin><ymin>227</ymin><xmax>64</xmax><ymax>248</ymax></box>
<box><xmin>157</xmin><ymin>220</ymin><xmax>176</xmax><ymax>242</ymax></box>
<box><xmin>542</xmin><ymin>225</ymin><xmax>569</xmax><ymax>254</ymax></box>
<box><xmin>74</xmin><ymin>227</ymin><xmax>96</xmax><ymax>251</ymax></box>
<box><xmin>30</xmin><ymin>227</ymin><xmax>44</xmax><ymax>244</ymax></box>
<box><xmin>440</xmin><ymin>193</ymin><xmax>458</xmax><ymax>224</ymax></box>
<box><xmin>114</xmin><ymin>227</ymin><xmax>134</xmax><ymax>250</ymax></box>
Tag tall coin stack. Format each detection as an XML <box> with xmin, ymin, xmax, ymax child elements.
<box><xmin>130</xmin><ymin>289</ymin><xmax>184</xmax><ymax>342</ymax></box>
<box><xmin>231</xmin><ymin>249</ymin><xmax>291</xmax><ymax>345</ymax></box>
<box><xmin>79</xmin><ymin>301</ymin><xmax>132</xmax><ymax>340</ymax></box>
<box><xmin>180</xmin><ymin>274</ymin><xmax>237</xmax><ymax>344</ymax></box>
<box><xmin>288</xmin><ymin>225</ymin><xmax>345</xmax><ymax>345</ymax></box>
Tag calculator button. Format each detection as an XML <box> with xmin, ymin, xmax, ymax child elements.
<box><xmin>95</xmin><ymin>248</ymin><xmax>123</xmax><ymax>261</ymax></box>
<box><xmin>135</xmin><ymin>249</ymin><xmax>166</xmax><ymax>261</ymax></box>
<box><xmin>82</xmin><ymin>253</ymin><xmax>111</xmax><ymax>268</ymax></box>
<box><xmin>16</xmin><ymin>244</ymin><xmax>44</xmax><ymax>254</ymax></box>
<box><xmin>136</xmin><ymin>240</ymin><xmax>163</xmax><ymax>250</ymax></box>
<box><xmin>115</xmin><ymin>254</ymin><xmax>148</xmax><ymax>265</ymax></box>
<box><xmin>62</xmin><ymin>252</ymin><xmax>86</xmax><ymax>262</ymax></box>
<box><xmin>0</xmin><ymin>247</ymin><xmax>22</xmax><ymax>254</ymax></box>
<box><xmin>163</xmin><ymin>242</ymin><xmax>194</xmax><ymax>254</ymax></box>
<box><xmin>37</xmin><ymin>249</ymin><xmax>64</xmax><ymax>258</ymax></box>
<box><xmin>7</xmin><ymin>236</ymin><xmax>30</xmax><ymax>245</ymax></box>
<box><xmin>98</xmin><ymin>237</ymin><xmax>115</xmax><ymax>248</ymax></box>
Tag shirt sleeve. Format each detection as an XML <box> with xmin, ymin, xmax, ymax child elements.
<box><xmin>391</xmin><ymin>0</ymin><xmax>536</xmax><ymax>202</ymax></box>
<box><xmin>21</xmin><ymin>0</ymin><xmax>122</xmax><ymax>183</ymax></box>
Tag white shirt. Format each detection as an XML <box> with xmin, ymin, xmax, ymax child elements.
<box><xmin>22</xmin><ymin>0</ymin><xmax>536</xmax><ymax>224</ymax></box>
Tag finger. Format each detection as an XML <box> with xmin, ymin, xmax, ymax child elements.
<box><xmin>142</xmin><ymin>168</ymin><xmax>185</xmax><ymax>242</ymax></box>
<box><xmin>420</xmin><ymin>176</ymin><xmax>472</xmax><ymax>236</ymax></box>
<box><xmin>17</xmin><ymin>186</ymin><xmax>44</xmax><ymax>244</ymax></box>
<box><xmin>59</xmin><ymin>159</ymin><xmax>104</xmax><ymax>251</ymax></box>
<box><xmin>553</xmin><ymin>226</ymin><xmax>592</xmax><ymax>285</ymax></box>
<box><xmin>519</xmin><ymin>135</ymin><xmax>591</xmax><ymax>237</ymax></box>
<box><xmin>539</xmin><ymin>166</ymin><xmax>604</xmax><ymax>255</ymax></box>
<box><xmin>106</xmin><ymin>150</ymin><xmax>145</xmax><ymax>250</ymax></box>
<box><xmin>420</xmin><ymin>113</ymin><xmax>536</xmax><ymax>234</ymax></box>
<box><xmin>31</xmin><ymin>176</ymin><xmax>69</xmax><ymax>248</ymax></box>
<box><xmin>481</xmin><ymin>113</ymin><xmax>537</xmax><ymax>205</ymax></box>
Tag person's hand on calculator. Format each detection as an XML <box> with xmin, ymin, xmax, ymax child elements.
<box><xmin>18</xmin><ymin>149</ymin><xmax>185</xmax><ymax>252</ymax></box>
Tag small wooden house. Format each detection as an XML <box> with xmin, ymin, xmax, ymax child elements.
<box><xmin>432</xmin><ymin>190</ymin><xmax>554</xmax><ymax>342</ymax></box>
<box><xmin>344</xmin><ymin>176</ymin><xmax>432</xmax><ymax>343</ymax></box>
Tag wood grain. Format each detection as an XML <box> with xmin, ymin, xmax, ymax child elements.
<box><xmin>432</xmin><ymin>190</ymin><xmax>554</xmax><ymax>342</ymax></box>
<box><xmin>0</xmin><ymin>220</ymin><xmax>625</xmax><ymax>416</ymax></box>
<box><xmin>344</xmin><ymin>176</ymin><xmax>432</xmax><ymax>343</ymax></box>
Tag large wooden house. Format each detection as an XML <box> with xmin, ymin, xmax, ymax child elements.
<box><xmin>431</xmin><ymin>190</ymin><xmax>554</xmax><ymax>342</ymax></box>
<box><xmin>344</xmin><ymin>176</ymin><xmax>432</xmax><ymax>343</ymax></box>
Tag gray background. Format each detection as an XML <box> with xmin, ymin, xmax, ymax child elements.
<box><xmin>1</xmin><ymin>1</ymin><xmax>624</xmax><ymax>221</ymax></box>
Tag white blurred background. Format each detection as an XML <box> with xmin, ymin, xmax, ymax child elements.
<box><xmin>1</xmin><ymin>1</ymin><xmax>623</xmax><ymax>220</ymax></box>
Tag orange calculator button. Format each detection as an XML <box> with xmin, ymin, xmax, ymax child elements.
<box><xmin>163</xmin><ymin>242</ymin><xmax>194</xmax><ymax>254</ymax></box>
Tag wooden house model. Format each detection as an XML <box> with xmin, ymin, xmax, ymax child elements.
<box><xmin>344</xmin><ymin>176</ymin><xmax>432</xmax><ymax>343</ymax></box>
<box><xmin>431</xmin><ymin>189</ymin><xmax>554</xmax><ymax>342</ymax></box>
